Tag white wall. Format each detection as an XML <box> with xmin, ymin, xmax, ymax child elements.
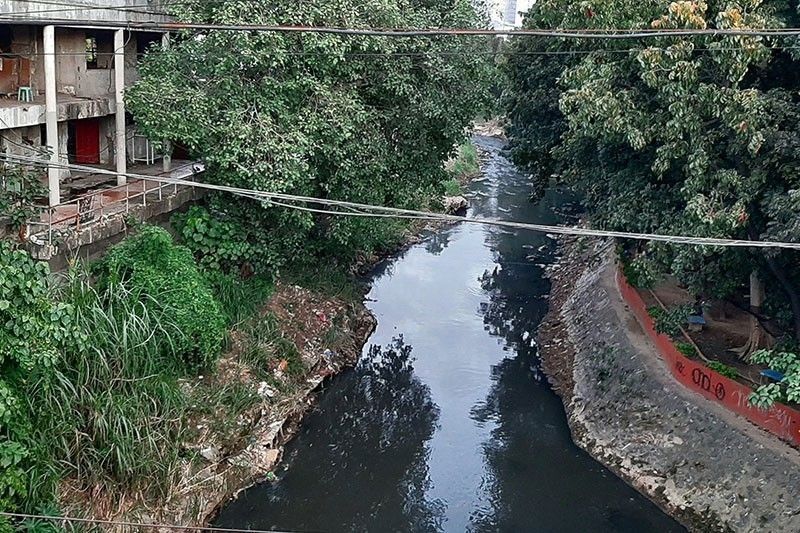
<box><xmin>0</xmin><ymin>1</ymin><xmax>171</xmax><ymax>25</ymax></box>
<box><xmin>488</xmin><ymin>0</ymin><xmax>533</xmax><ymax>29</ymax></box>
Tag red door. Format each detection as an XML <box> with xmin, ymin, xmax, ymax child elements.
<box><xmin>74</xmin><ymin>119</ymin><xmax>100</xmax><ymax>164</ymax></box>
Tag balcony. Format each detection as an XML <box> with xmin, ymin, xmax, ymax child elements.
<box><xmin>26</xmin><ymin>160</ymin><xmax>204</xmax><ymax>263</ymax></box>
<box><xmin>0</xmin><ymin>92</ymin><xmax>116</xmax><ymax>129</ymax></box>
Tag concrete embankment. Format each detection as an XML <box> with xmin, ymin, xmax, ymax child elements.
<box><xmin>538</xmin><ymin>239</ymin><xmax>800</xmax><ymax>532</ymax></box>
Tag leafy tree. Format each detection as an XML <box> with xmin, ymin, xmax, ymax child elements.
<box><xmin>505</xmin><ymin>0</ymin><xmax>800</xmax><ymax>343</ymax></box>
<box><xmin>0</xmin><ymin>242</ymin><xmax>72</xmax><ymax>510</ymax></box>
<box><xmin>749</xmin><ymin>348</ymin><xmax>800</xmax><ymax>408</ymax></box>
<box><xmin>127</xmin><ymin>0</ymin><xmax>495</xmax><ymax>268</ymax></box>
<box><xmin>0</xmin><ymin>166</ymin><xmax>45</xmax><ymax>241</ymax></box>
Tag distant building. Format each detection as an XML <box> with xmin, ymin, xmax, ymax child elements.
<box><xmin>488</xmin><ymin>0</ymin><xmax>532</xmax><ymax>30</ymax></box>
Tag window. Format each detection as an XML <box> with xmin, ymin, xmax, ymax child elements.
<box><xmin>85</xmin><ymin>36</ymin><xmax>98</xmax><ymax>69</ymax></box>
<box><xmin>85</xmin><ymin>31</ymin><xmax>113</xmax><ymax>69</ymax></box>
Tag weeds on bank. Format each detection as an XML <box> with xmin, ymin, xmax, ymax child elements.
<box><xmin>449</xmin><ymin>142</ymin><xmax>481</xmax><ymax>181</ymax></box>
<box><xmin>27</xmin><ymin>274</ymin><xmax>191</xmax><ymax>504</ymax></box>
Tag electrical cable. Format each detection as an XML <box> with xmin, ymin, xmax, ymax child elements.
<box><xmin>0</xmin><ymin>511</ymin><xmax>298</xmax><ymax>533</ymax></box>
<box><xmin>0</xmin><ymin>42</ymin><xmax>797</xmax><ymax>57</ymax></box>
<box><xmin>0</xmin><ymin>18</ymin><xmax>799</xmax><ymax>39</ymax></box>
<box><xmin>4</xmin><ymin>153</ymin><xmax>799</xmax><ymax>251</ymax></box>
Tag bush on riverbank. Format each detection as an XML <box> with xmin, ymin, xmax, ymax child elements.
<box><xmin>95</xmin><ymin>226</ymin><xmax>226</xmax><ymax>370</ymax></box>
<box><xmin>1</xmin><ymin>225</ymin><xmax>282</xmax><ymax>516</ymax></box>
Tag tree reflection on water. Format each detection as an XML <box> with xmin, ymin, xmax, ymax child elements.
<box><xmin>215</xmin><ymin>337</ymin><xmax>444</xmax><ymax>532</ymax></box>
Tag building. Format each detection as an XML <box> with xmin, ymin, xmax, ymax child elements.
<box><xmin>488</xmin><ymin>0</ymin><xmax>533</xmax><ymax>30</ymax></box>
<box><xmin>0</xmin><ymin>1</ymin><xmax>201</xmax><ymax>263</ymax></box>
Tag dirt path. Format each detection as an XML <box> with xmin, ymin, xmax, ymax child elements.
<box><xmin>540</xmin><ymin>240</ymin><xmax>800</xmax><ymax>532</ymax></box>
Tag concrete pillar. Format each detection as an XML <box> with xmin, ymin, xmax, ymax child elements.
<box><xmin>161</xmin><ymin>32</ymin><xmax>172</xmax><ymax>173</ymax></box>
<box><xmin>114</xmin><ymin>29</ymin><xmax>126</xmax><ymax>185</ymax></box>
<box><xmin>44</xmin><ymin>25</ymin><xmax>59</xmax><ymax>206</ymax></box>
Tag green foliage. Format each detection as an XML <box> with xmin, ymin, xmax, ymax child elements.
<box><xmin>647</xmin><ymin>304</ymin><xmax>692</xmax><ymax>337</ymax></box>
<box><xmin>172</xmin><ymin>206</ymin><xmax>255</xmax><ymax>273</ymax></box>
<box><xmin>441</xmin><ymin>178</ymin><xmax>462</xmax><ymax>197</ymax></box>
<box><xmin>0</xmin><ymin>166</ymin><xmax>45</xmax><ymax>233</ymax></box>
<box><xmin>448</xmin><ymin>142</ymin><xmax>481</xmax><ymax>182</ymax></box>
<box><xmin>26</xmin><ymin>274</ymin><xmax>190</xmax><ymax>503</ymax></box>
<box><xmin>95</xmin><ymin>226</ymin><xmax>226</xmax><ymax>370</ymax></box>
<box><xmin>748</xmin><ymin>349</ymin><xmax>800</xmax><ymax>408</ymax></box>
<box><xmin>505</xmin><ymin>0</ymin><xmax>800</xmax><ymax>332</ymax></box>
<box><xmin>238</xmin><ymin>314</ymin><xmax>305</xmax><ymax>383</ymax></box>
<box><xmin>204</xmin><ymin>269</ymin><xmax>273</xmax><ymax>327</ymax></box>
<box><xmin>675</xmin><ymin>341</ymin><xmax>696</xmax><ymax>358</ymax></box>
<box><xmin>707</xmin><ymin>361</ymin><xmax>739</xmax><ymax>380</ymax></box>
<box><xmin>620</xmin><ymin>252</ymin><xmax>658</xmax><ymax>289</ymax></box>
<box><xmin>0</xmin><ymin>242</ymin><xmax>70</xmax><ymax>510</ymax></box>
<box><xmin>126</xmin><ymin>0</ymin><xmax>495</xmax><ymax>266</ymax></box>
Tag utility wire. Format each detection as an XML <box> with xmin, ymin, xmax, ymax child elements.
<box><xmin>1</xmin><ymin>42</ymin><xmax>796</xmax><ymax>57</ymax></box>
<box><xmin>0</xmin><ymin>18</ymin><xmax>799</xmax><ymax>39</ymax></box>
<box><xmin>4</xmin><ymin>153</ymin><xmax>800</xmax><ymax>251</ymax></box>
<box><xmin>0</xmin><ymin>511</ymin><xmax>294</xmax><ymax>533</ymax></box>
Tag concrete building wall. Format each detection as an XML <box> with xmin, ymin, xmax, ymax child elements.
<box><xmin>0</xmin><ymin>1</ymin><xmax>171</xmax><ymax>25</ymax></box>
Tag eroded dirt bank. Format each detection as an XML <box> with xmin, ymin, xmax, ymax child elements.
<box><xmin>539</xmin><ymin>238</ymin><xmax>800</xmax><ymax>532</ymax></box>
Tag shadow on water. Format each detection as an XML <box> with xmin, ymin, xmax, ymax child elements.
<box><xmin>214</xmin><ymin>136</ymin><xmax>686</xmax><ymax>532</ymax></box>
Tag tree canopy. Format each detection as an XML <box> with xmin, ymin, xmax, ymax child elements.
<box><xmin>127</xmin><ymin>0</ymin><xmax>495</xmax><ymax>269</ymax></box>
<box><xmin>505</xmin><ymin>0</ymin><xmax>800</xmax><ymax>340</ymax></box>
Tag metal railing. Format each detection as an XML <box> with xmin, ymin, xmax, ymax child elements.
<box><xmin>27</xmin><ymin>163</ymin><xmax>197</xmax><ymax>247</ymax></box>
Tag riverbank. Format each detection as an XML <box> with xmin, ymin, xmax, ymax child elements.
<box><xmin>539</xmin><ymin>237</ymin><xmax>800</xmax><ymax>532</ymax></box>
<box><xmin>58</xmin><ymin>280</ymin><xmax>376</xmax><ymax>528</ymax></box>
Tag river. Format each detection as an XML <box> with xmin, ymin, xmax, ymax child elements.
<box><xmin>214</xmin><ymin>136</ymin><xmax>684</xmax><ymax>532</ymax></box>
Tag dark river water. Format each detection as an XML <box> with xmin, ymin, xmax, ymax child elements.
<box><xmin>215</xmin><ymin>137</ymin><xmax>684</xmax><ymax>532</ymax></box>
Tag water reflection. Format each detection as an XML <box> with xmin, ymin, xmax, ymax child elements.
<box><xmin>215</xmin><ymin>338</ymin><xmax>443</xmax><ymax>532</ymax></box>
<box><xmin>215</xmin><ymin>136</ymin><xmax>684</xmax><ymax>532</ymax></box>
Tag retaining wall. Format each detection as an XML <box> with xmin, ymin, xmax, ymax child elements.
<box><xmin>616</xmin><ymin>268</ymin><xmax>800</xmax><ymax>447</ymax></box>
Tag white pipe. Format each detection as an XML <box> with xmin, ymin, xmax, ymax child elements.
<box><xmin>44</xmin><ymin>25</ymin><xmax>59</xmax><ymax>206</ymax></box>
<box><xmin>161</xmin><ymin>32</ymin><xmax>172</xmax><ymax>173</ymax></box>
<box><xmin>114</xmin><ymin>29</ymin><xmax>126</xmax><ymax>185</ymax></box>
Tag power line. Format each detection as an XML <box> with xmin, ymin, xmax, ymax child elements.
<box><xmin>0</xmin><ymin>18</ymin><xmax>799</xmax><ymax>39</ymax></box>
<box><xmin>0</xmin><ymin>511</ymin><xmax>294</xmax><ymax>533</ymax></box>
<box><xmin>1</xmin><ymin>42</ymin><xmax>797</xmax><ymax>58</ymax></box>
<box><xmin>4</xmin><ymin>153</ymin><xmax>800</xmax><ymax>251</ymax></box>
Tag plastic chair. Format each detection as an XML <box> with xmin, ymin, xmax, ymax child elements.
<box><xmin>17</xmin><ymin>86</ymin><xmax>33</xmax><ymax>102</ymax></box>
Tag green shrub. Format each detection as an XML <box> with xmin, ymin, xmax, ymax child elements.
<box><xmin>647</xmin><ymin>304</ymin><xmax>692</xmax><ymax>337</ymax></box>
<box><xmin>95</xmin><ymin>225</ymin><xmax>225</xmax><ymax>370</ymax></box>
<box><xmin>0</xmin><ymin>166</ymin><xmax>45</xmax><ymax>233</ymax></box>
<box><xmin>441</xmin><ymin>178</ymin><xmax>462</xmax><ymax>196</ymax></box>
<box><xmin>204</xmin><ymin>269</ymin><xmax>273</xmax><ymax>326</ymax></box>
<box><xmin>172</xmin><ymin>206</ymin><xmax>254</xmax><ymax>273</ymax></box>
<box><xmin>449</xmin><ymin>142</ymin><xmax>480</xmax><ymax>180</ymax></box>
<box><xmin>749</xmin><ymin>349</ymin><xmax>800</xmax><ymax>408</ymax></box>
<box><xmin>21</xmin><ymin>271</ymin><xmax>194</xmax><ymax>504</ymax></box>
<box><xmin>675</xmin><ymin>341</ymin><xmax>696</xmax><ymax>358</ymax></box>
<box><xmin>620</xmin><ymin>255</ymin><xmax>658</xmax><ymax>289</ymax></box>
<box><xmin>707</xmin><ymin>361</ymin><xmax>739</xmax><ymax>380</ymax></box>
<box><xmin>0</xmin><ymin>242</ymin><xmax>70</xmax><ymax>510</ymax></box>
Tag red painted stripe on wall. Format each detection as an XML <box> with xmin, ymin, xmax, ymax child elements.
<box><xmin>616</xmin><ymin>268</ymin><xmax>800</xmax><ymax>447</ymax></box>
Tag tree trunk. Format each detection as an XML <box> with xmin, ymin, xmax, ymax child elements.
<box><xmin>765</xmin><ymin>256</ymin><xmax>800</xmax><ymax>342</ymax></box>
<box><xmin>733</xmin><ymin>271</ymin><xmax>773</xmax><ymax>361</ymax></box>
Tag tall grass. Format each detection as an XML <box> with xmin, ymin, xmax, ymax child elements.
<box><xmin>25</xmin><ymin>272</ymin><xmax>191</xmax><ymax>504</ymax></box>
<box><xmin>449</xmin><ymin>142</ymin><xmax>480</xmax><ymax>181</ymax></box>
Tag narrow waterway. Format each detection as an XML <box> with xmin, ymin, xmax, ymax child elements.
<box><xmin>215</xmin><ymin>137</ymin><xmax>684</xmax><ymax>532</ymax></box>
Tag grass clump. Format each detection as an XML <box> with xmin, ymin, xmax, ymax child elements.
<box><xmin>27</xmin><ymin>275</ymin><xmax>190</xmax><ymax>503</ymax></box>
<box><xmin>95</xmin><ymin>226</ymin><xmax>226</xmax><ymax>370</ymax></box>
<box><xmin>442</xmin><ymin>178</ymin><xmax>462</xmax><ymax>196</ymax></box>
<box><xmin>449</xmin><ymin>141</ymin><xmax>480</xmax><ymax>181</ymax></box>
